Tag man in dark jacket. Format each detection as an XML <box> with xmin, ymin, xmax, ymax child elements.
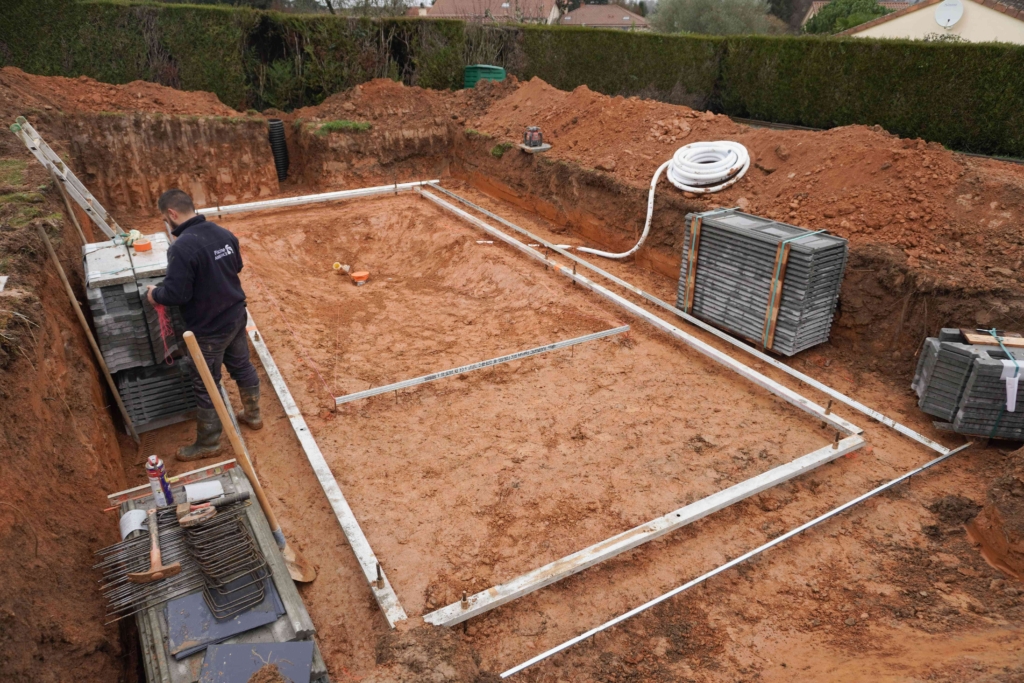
<box><xmin>146</xmin><ymin>189</ymin><xmax>262</xmax><ymax>461</ymax></box>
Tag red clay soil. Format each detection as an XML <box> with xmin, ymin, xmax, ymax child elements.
<box><xmin>0</xmin><ymin>95</ymin><xmax>128</xmax><ymax>682</ymax></box>
<box><xmin>297</xmin><ymin>76</ymin><xmax>1024</xmax><ymax>293</ymax></box>
<box><xmin>125</xmin><ymin>187</ymin><xmax>1024</xmax><ymax>681</ymax></box>
<box><xmin>4</xmin><ymin>68</ymin><xmax>1024</xmax><ymax>683</ymax></box>
<box><xmin>0</xmin><ymin>66</ymin><xmax>238</xmax><ymax>116</ymax></box>
<box><xmin>462</xmin><ymin>77</ymin><xmax>1024</xmax><ymax>289</ymax></box>
<box><xmin>296</xmin><ymin>77</ymin><xmax>459</xmax><ymax>126</ymax></box>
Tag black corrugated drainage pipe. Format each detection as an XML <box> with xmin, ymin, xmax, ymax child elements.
<box><xmin>268</xmin><ymin>119</ymin><xmax>289</xmax><ymax>181</ymax></box>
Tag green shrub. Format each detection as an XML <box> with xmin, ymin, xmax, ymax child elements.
<box><xmin>804</xmin><ymin>0</ymin><xmax>892</xmax><ymax>34</ymax></box>
<box><xmin>313</xmin><ymin>119</ymin><xmax>373</xmax><ymax>134</ymax></box>
<box><xmin>490</xmin><ymin>142</ymin><xmax>513</xmax><ymax>158</ymax></box>
<box><xmin>519</xmin><ymin>26</ymin><xmax>722</xmax><ymax>109</ymax></box>
<box><xmin>3</xmin><ymin>2</ymin><xmax>1024</xmax><ymax>157</ymax></box>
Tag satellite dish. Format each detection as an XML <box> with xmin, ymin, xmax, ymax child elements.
<box><xmin>935</xmin><ymin>0</ymin><xmax>964</xmax><ymax>28</ymax></box>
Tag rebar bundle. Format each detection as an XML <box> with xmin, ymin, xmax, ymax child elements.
<box><xmin>183</xmin><ymin>503</ymin><xmax>272</xmax><ymax>620</ymax></box>
<box><xmin>95</xmin><ymin>507</ymin><xmax>203</xmax><ymax>621</ymax></box>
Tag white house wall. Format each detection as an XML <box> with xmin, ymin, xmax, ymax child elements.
<box><xmin>853</xmin><ymin>0</ymin><xmax>1024</xmax><ymax>43</ymax></box>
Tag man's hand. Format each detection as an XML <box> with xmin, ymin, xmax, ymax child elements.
<box><xmin>146</xmin><ymin>285</ymin><xmax>157</xmax><ymax>305</ymax></box>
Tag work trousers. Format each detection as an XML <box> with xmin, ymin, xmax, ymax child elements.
<box><xmin>186</xmin><ymin>309</ymin><xmax>260</xmax><ymax>410</ymax></box>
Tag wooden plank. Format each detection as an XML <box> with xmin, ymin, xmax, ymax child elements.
<box><xmin>418</xmin><ymin>189</ymin><xmax>863</xmax><ymax>437</ymax></box>
<box><xmin>335</xmin><ymin>326</ymin><xmax>629</xmax><ymax>406</ymax></box>
<box><xmin>425</xmin><ymin>434</ymin><xmax>865</xmax><ymax>626</ymax></box>
<box><xmin>962</xmin><ymin>330</ymin><xmax>1024</xmax><ymax>348</ymax></box>
<box><xmin>245</xmin><ymin>310</ymin><xmax>408</xmax><ymax>627</ymax></box>
<box><xmin>763</xmin><ymin>242</ymin><xmax>792</xmax><ymax>350</ymax></box>
<box><xmin>682</xmin><ymin>216</ymin><xmax>702</xmax><ymax>314</ymax></box>
<box><xmin>106</xmin><ymin>459</ymin><xmax>237</xmax><ymax>505</ymax></box>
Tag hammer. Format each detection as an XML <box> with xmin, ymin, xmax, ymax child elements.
<box><xmin>175</xmin><ymin>492</ymin><xmax>251</xmax><ymax>528</ymax></box>
<box><xmin>127</xmin><ymin>508</ymin><xmax>181</xmax><ymax>584</ymax></box>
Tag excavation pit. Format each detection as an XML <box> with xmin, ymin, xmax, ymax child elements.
<box><xmin>6</xmin><ymin>67</ymin><xmax>1024</xmax><ymax>683</ymax></box>
<box><xmin>134</xmin><ymin>191</ymin><xmax>849</xmax><ymax>622</ymax></box>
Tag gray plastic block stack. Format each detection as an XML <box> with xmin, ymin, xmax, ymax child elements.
<box><xmin>912</xmin><ymin>338</ymin><xmax>939</xmax><ymax>398</ymax></box>
<box><xmin>85</xmin><ymin>282</ymin><xmax>156</xmax><ymax>373</ymax></box>
<box><xmin>676</xmin><ymin>210</ymin><xmax>848</xmax><ymax>356</ymax></box>
<box><xmin>138</xmin><ymin>276</ymin><xmax>187</xmax><ymax>364</ymax></box>
<box><xmin>84</xmin><ymin>236</ymin><xmax>195</xmax><ymax>433</ymax></box>
<box><xmin>115</xmin><ymin>359</ymin><xmax>197</xmax><ymax>432</ymax></box>
<box><xmin>916</xmin><ymin>341</ymin><xmax>977</xmax><ymax>421</ymax></box>
<box><xmin>84</xmin><ymin>238</ymin><xmax>187</xmax><ymax>371</ymax></box>
<box><xmin>952</xmin><ymin>347</ymin><xmax>1024</xmax><ymax>440</ymax></box>
<box><xmin>913</xmin><ymin>332</ymin><xmax>1024</xmax><ymax>440</ymax></box>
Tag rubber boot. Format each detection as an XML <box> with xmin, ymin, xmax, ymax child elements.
<box><xmin>177</xmin><ymin>408</ymin><xmax>223</xmax><ymax>462</ymax></box>
<box><xmin>236</xmin><ymin>384</ymin><xmax>263</xmax><ymax>430</ymax></box>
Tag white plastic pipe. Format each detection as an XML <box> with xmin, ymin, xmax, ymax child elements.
<box><xmin>578</xmin><ymin>141</ymin><xmax>749</xmax><ymax>260</ymax></box>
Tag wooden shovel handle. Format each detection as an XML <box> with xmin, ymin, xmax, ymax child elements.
<box><xmin>146</xmin><ymin>508</ymin><xmax>162</xmax><ymax>567</ymax></box>
<box><xmin>182</xmin><ymin>331</ymin><xmax>282</xmax><ymax>535</ymax></box>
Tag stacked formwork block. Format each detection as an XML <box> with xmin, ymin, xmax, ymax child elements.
<box><xmin>676</xmin><ymin>209</ymin><xmax>848</xmax><ymax>357</ymax></box>
<box><xmin>913</xmin><ymin>329</ymin><xmax>1024</xmax><ymax>440</ymax></box>
<box><xmin>84</xmin><ymin>234</ymin><xmax>195</xmax><ymax>432</ymax></box>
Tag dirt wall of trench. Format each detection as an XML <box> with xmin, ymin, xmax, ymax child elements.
<box><xmin>0</xmin><ymin>179</ymin><xmax>130</xmax><ymax>681</ymax></box>
<box><xmin>265</xmin><ymin>114</ymin><xmax>1024</xmax><ymax>378</ymax></box>
<box><xmin>444</xmin><ymin>133</ymin><xmax>1024</xmax><ymax>377</ymax></box>
<box><xmin>65</xmin><ymin>112</ymin><xmax>279</xmax><ymax>212</ymax></box>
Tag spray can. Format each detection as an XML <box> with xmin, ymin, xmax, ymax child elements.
<box><xmin>146</xmin><ymin>455</ymin><xmax>174</xmax><ymax>507</ymax></box>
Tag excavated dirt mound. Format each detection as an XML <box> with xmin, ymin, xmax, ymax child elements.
<box><xmin>297</xmin><ymin>77</ymin><xmax>457</xmax><ymax>125</ymax></box>
<box><xmin>0</xmin><ymin>66</ymin><xmax>238</xmax><ymax>116</ymax></box>
<box><xmin>462</xmin><ymin>77</ymin><xmax>1024</xmax><ymax>292</ymax></box>
<box><xmin>295</xmin><ymin>77</ymin><xmax>1024</xmax><ymax>296</ymax></box>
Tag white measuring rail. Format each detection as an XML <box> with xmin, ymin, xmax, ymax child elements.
<box><xmin>204</xmin><ymin>180</ymin><xmax>440</xmax><ymax>217</ymax></box>
<box><xmin>335</xmin><ymin>326</ymin><xmax>629</xmax><ymax>406</ymax></box>
<box><xmin>426</xmin><ymin>183</ymin><xmax>949</xmax><ymax>456</ymax></box>
<box><xmin>246</xmin><ymin>310</ymin><xmax>408</xmax><ymax>628</ymax></box>
<box><xmin>418</xmin><ymin>188</ymin><xmax>862</xmax><ymax>437</ymax></box>
<box><xmin>500</xmin><ymin>441</ymin><xmax>972</xmax><ymax>678</ymax></box>
<box><xmin>11</xmin><ymin>117</ymin><xmax>120</xmax><ymax>238</ymax></box>
<box><xmin>424</xmin><ymin>433</ymin><xmax>864</xmax><ymax>627</ymax></box>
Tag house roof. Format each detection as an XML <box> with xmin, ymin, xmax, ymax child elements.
<box><xmin>428</xmin><ymin>0</ymin><xmax>557</xmax><ymax>21</ymax></box>
<box><xmin>839</xmin><ymin>0</ymin><xmax>1024</xmax><ymax>35</ymax></box>
<box><xmin>802</xmin><ymin>0</ymin><xmax>910</xmax><ymax>25</ymax></box>
<box><xmin>559</xmin><ymin>3</ymin><xmax>650</xmax><ymax>27</ymax></box>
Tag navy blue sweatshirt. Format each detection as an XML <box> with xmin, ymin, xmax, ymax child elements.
<box><xmin>151</xmin><ymin>215</ymin><xmax>247</xmax><ymax>337</ymax></box>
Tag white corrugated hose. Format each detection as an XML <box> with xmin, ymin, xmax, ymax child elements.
<box><xmin>578</xmin><ymin>141</ymin><xmax>750</xmax><ymax>260</ymax></box>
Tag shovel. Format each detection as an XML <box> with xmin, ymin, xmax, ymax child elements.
<box><xmin>184</xmin><ymin>331</ymin><xmax>317</xmax><ymax>583</ymax></box>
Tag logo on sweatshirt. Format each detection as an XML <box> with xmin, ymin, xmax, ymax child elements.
<box><xmin>213</xmin><ymin>243</ymin><xmax>235</xmax><ymax>261</ymax></box>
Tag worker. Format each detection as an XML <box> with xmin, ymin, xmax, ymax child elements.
<box><xmin>146</xmin><ymin>189</ymin><xmax>262</xmax><ymax>462</ymax></box>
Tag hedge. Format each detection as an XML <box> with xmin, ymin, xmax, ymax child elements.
<box><xmin>2</xmin><ymin>1</ymin><xmax>1023</xmax><ymax>157</ymax></box>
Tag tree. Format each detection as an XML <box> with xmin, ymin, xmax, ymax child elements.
<box><xmin>620</xmin><ymin>0</ymin><xmax>649</xmax><ymax>17</ymax></box>
<box><xmin>804</xmin><ymin>0</ymin><xmax>892</xmax><ymax>33</ymax></box>
<box><xmin>651</xmin><ymin>0</ymin><xmax>788</xmax><ymax>35</ymax></box>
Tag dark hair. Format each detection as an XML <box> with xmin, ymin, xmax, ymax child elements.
<box><xmin>157</xmin><ymin>189</ymin><xmax>195</xmax><ymax>214</ymax></box>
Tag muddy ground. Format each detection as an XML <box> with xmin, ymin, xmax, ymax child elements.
<box><xmin>1</xmin><ymin>67</ymin><xmax>1024</xmax><ymax>683</ymax></box>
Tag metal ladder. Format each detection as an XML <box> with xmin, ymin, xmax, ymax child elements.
<box><xmin>10</xmin><ymin>116</ymin><xmax>121</xmax><ymax>239</ymax></box>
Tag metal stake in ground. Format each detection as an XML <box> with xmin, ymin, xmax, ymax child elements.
<box><xmin>182</xmin><ymin>331</ymin><xmax>316</xmax><ymax>583</ymax></box>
